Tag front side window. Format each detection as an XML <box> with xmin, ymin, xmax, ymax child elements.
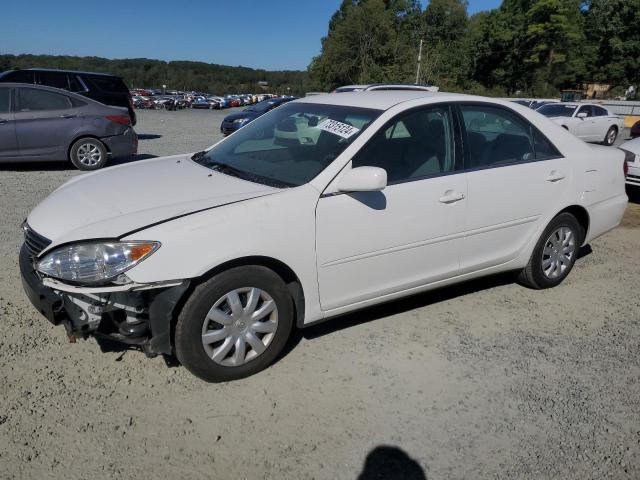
<box><xmin>0</xmin><ymin>87</ymin><xmax>10</xmax><ymax>113</ymax></box>
<box><xmin>353</xmin><ymin>105</ymin><xmax>455</xmax><ymax>183</ymax></box>
<box><xmin>461</xmin><ymin>105</ymin><xmax>535</xmax><ymax>168</ymax></box>
<box><xmin>577</xmin><ymin>105</ymin><xmax>593</xmax><ymax>117</ymax></box>
<box><xmin>193</xmin><ymin>102</ymin><xmax>381</xmax><ymax>187</ymax></box>
<box><xmin>17</xmin><ymin>88</ymin><xmax>71</xmax><ymax>111</ymax></box>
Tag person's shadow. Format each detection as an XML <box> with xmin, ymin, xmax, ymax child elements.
<box><xmin>357</xmin><ymin>446</ymin><xmax>426</xmax><ymax>480</ymax></box>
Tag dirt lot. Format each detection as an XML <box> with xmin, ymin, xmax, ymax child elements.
<box><xmin>1</xmin><ymin>109</ymin><xmax>639</xmax><ymax>479</ymax></box>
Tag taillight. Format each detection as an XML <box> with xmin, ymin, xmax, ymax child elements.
<box><xmin>621</xmin><ymin>148</ymin><xmax>634</xmax><ymax>177</ymax></box>
<box><xmin>106</xmin><ymin>115</ymin><xmax>131</xmax><ymax>126</ymax></box>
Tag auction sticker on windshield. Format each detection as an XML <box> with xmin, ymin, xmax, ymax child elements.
<box><xmin>317</xmin><ymin>119</ymin><xmax>360</xmax><ymax>139</ymax></box>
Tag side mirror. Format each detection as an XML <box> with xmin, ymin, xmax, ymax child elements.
<box><xmin>577</xmin><ymin>112</ymin><xmax>588</xmax><ymax>119</ymax></box>
<box><xmin>337</xmin><ymin>166</ymin><xmax>387</xmax><ymax>193</ymax></box>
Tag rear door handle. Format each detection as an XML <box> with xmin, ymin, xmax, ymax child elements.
<box><xmin>439</xmin><ymin>190</ymin><xmax>465</xmax><ymax>204</ymax></box>
<box><xmin>546</xmin><ymin>171</ymin><xmax>565</xmax><ymax>182</ymax></box>
<box><xmin>60</xmin><ymin>114</ymin><xmax>76</xmax><ymax>119</ymax></box>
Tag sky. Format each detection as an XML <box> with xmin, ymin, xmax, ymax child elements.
<box><xmin>2</xmin><ymin>0</ymin><xmax>502</xmax><ymax>71</ymax></box>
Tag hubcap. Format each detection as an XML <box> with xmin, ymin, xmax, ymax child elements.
<box><xmin>76</xmin><ymin>143</ymin><xmax>102</xmax><ymax>166</ymax></box>
<box><xmin>541</xmin><ymin>226</ymin><xmax>576</xmax><ymax>279</ymax></box>
<box><xmin>201</xmin><ymin>287</ymin><xmax>278</xmax><ymax>367</ymax></box>
<box><xmin>607</xmin><ymin>129</ymin><xmax>616</xmax><ymax>144</ymax></box>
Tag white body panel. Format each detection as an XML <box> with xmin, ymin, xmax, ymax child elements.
<box><xmin>26</xmin><ymin>92</ymin><xmax>628</xmax><ymax>326</ymax></box>
<box><xmin>620</xmin><ymin>137</ymin><xmax>640</xmax><ymax>187</ymax></box>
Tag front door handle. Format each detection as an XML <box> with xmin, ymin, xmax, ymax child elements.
<box><xmin>546</xmin><ymin>171</ymin><xmax>565</xmax><ymax>182</ymax></box>
<box><xmin>439</xmin><ymin>190</ymin><xmax>465</xmax><ymax>204</ymax></box>
<box><xmin>60</xmin><ymin>113</ymin><xmax>76</xmax><ymax>119</ymax></box>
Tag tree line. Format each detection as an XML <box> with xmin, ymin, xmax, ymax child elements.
<box><xmin>0</xmin><ymin>54</ymin><xmax>308</xmax><ymax>95</ymax></box>
<box><xmin>308</xmin><ymin>0</ymin><xmax>640</xmax><ymax>98</ymax></box>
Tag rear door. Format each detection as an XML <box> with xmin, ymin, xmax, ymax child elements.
<box><xmin>14</xmin><ymin>87</ymin><xmax>79</xmax><ymax>159</ymax></box>
<box><xmin>0</xmin><ymin>86</ymin><xmax>19</xmax><ymax>159</ymax></box>
<box><xmin>457</xmin><ymin>103</ymin><xmax>569</xmax><ymax>272</ymax></box>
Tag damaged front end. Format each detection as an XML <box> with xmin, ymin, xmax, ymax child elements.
<box><xmin>19</xmin><ymin>239</ymin><xmax>189</xmax><ymax>357</ymax></box>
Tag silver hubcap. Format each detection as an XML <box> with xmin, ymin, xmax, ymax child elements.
<box><xmin>541</xmin><ymin>227</ymin><xmax>576</xmax><ymax>279</ymax></box>
<box><xmin>607</xmin><ymin>129</ymin><xmax>616</xmax><ymax>143</ymax></box>
<box><xmin>76</xmin><ymin>143</ymin><xmax>102</xmax><ymax>166</ymax></box>
<box><xmin>201</xmin><ymin>287</ymin><xmax>278</xmax><ymax>367</ymax></box>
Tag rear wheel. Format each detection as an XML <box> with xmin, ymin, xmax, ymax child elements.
<box><xmin>175</xmin><ymin>266</ymin><xmax>294</xmax><ymax>382</ymax></box>
<box><xmin>69</xmin><ymin>138</ymin><xmax>108</xmax><ymax>170</ymax></box>
<box><xmin>604</xmin><ymin>126</ymin><xmax>618</xmax><ymax>146</ymax></box>
<box><xmin>517</xmin><ymin>213</ymin><xmax>581</xmax><ymax>289</ymax></box>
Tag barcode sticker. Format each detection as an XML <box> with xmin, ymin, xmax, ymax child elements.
<box><xmin>317</xmin><ymin>119</ymin><xmax>360</xmax><ymax>139</ymax></box>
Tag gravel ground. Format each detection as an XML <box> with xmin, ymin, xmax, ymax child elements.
<box><xmin>1</xmin><ymin>109</ymin><xmax>639</xmax><ymax>479</ymax></box>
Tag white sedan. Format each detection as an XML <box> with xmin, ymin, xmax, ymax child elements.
<box><xmin>620</xmin><ymin>137</ymin><xmax>640</xmax><ymax>187</ymax></box>
<box><xmin>20</xmin><ymin>92</ymin><xmax>628</xmax><ymax>381</ymax></box>
<box><xmin>537</xmin><ymin>102</ymin><xmax>624</xmax><ymax>145</ymax></box>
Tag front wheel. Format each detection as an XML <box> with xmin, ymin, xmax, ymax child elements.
<box><xmin>604</xmin><ymin>126</ymin><xmax>618</xmax><ymax>146</ymax></box>
<box><xmin>69</xmin><ymin>138</ymin><xmax>108</xmax><ymax>170</ymax></box>
<box><xmin>175</xmin><ymin>266</ymin><xmax>294</xmax><ymax>382</ymax></box>
<box><xmin>517</xmin><ymin>213</ymin><xmax>582</xmax><ymax>289</ymax></box>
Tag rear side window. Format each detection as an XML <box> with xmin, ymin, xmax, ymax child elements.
<box><xmin>532</xmin><ymin>129</ymin><xmax>561</xmax><ymax>160</ymax></box>
<box><xmin>81</xmin><ymin>75</ymin><xmax>128</xmax><ymax>93</ymax></box>
<box><xmin>0</xmin><ymin>88</ymin><xmax>10</xmax><ymax>113</ymax></box>
<box><xmin>38</xmin><ymin>71</ymin><xmax>69</xmax><ymax>90</ymax></box>
<box><xmin>17</xmin><ymin>88</ymin><xmax>71</xmax><ymax>111</ymax></box>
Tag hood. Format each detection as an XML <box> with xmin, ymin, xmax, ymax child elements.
<box><xmin>223</xmin><ymin>111</ymin><xmax>261</xmax><ymax>122</ymax></box>
<box><xmin>27</xmin><ymin>154</ymin><xmax>278</xmax><ymax>249</ymax></box>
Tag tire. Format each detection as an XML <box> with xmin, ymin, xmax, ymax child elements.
<box><xmin>69</xmin><ymin>138</ymin><xmax>108</xmax><ymax>171</ymax></box>
<box><xmin>517</xmin><ymin>213</ymin><xmax>582</xmax><ymax>289</ymax></box>
<box><xmin>604</xmin><ymin>126</ymin><xmax>618</xmax><ymax>146</ymax></box>
<box><xmin>175</xmin><ymin>266</ymin><xmax>294</xmax><ymax>382</ymax></box>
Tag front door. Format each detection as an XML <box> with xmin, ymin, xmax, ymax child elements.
<box><xmin>316</xmin><ymin>104</ymin><xmax>466</xmax><ymax>311</ymax></box>
<box><xmin>0</xmin><ymin>86</ymin><xmax>18</xmax><ymax>159</ymax></box>
<box><xmin>14</xmin><ymin>87</ymin><xmax>78</xmax><ymax>159</ymax></box>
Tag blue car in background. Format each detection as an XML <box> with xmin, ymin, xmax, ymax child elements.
<box><xmin>220</xmin><ymin>96</ymin><xmax>295</xmax><ymax>135</ymax></box>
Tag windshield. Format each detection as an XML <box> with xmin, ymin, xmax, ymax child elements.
<box><xmin>193</xmin><ymin>102</ymin><xmax>381</xmax><ymax>187</ymax></box>
<box><xmin>537</xmin><ymin>104</ymin><xmax>577</xmax><ymax>117</ymax></box>
<box><xmin>245</xmin><ymin>100</ymin><xmax>278</xmax><ymax>113</ymax></box>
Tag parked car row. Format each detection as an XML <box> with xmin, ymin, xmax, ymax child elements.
<box><xmin>131</xmin><ymin>90</ymin><xmax>281</xmax><ymax>111</ymax></box>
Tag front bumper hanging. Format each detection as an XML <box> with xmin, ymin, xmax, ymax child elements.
<box><xmin>19</xmin><ymin>244</ymin><xmax>189</xmax><ymax>356</ymax></box>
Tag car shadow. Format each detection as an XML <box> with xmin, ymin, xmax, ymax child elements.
<box><xmin>357</xmin><ymin>445</ymin><xmax>427</xmax><ymax>480</ymax></box>
<box><xmin>627</xmin><ymin>186</ymin><xmax>640</xmax><ymax>204</ymax></box>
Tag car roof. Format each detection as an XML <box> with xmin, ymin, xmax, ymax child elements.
<box><xmin>0</xmin><ymin>82</ymin><xmax>124</xmax><ymax>109</ymax></box>
<box><xmin>292</xmin><ymin>90</ymin><xmax>470</xmax><ymax>110</ymax></box>
<box><xmin>7</xmin><ymin>68</ymin><xmax>119</xmax><ymax>78</ymax></box>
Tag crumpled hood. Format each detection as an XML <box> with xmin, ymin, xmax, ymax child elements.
<box><xmin>27</xmin><ymin>154</ymin><xmax>278</xmax><ymax>249</ymax></box>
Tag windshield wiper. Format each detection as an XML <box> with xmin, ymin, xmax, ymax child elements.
<box><xmin>191</xmin><ymin>150</ymin><xmax>207</xmax><ymax>161</ymax></box>
<box><xmin>206</xmin><ymin>161</ymin><xmax>254</xmax><ymax>181</ymax></box>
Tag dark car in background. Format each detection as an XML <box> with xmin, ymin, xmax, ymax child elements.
<box><xmin>0</xmin><ymin>68</ymin><xmax>136</xmax><ymax>125</ymax></box>
<box><xmin>0</xmin><ymin>83</ymin><xmax>137</xmax><ymax>170</ymax></box>
<box><xmin>631</xmin><ymin>120</ymin><xmax>640</xmax><ymax>139</ymax></box>
<box><xmin>220</xmin><ymin>96</ymin><xmax>295</xmax><ymax>135</ymax></box>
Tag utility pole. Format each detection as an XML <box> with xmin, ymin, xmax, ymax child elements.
<box><xmin>415</xmin><ymin>39</ymin><xmax>423</xmax><ymax>85</ymax></box>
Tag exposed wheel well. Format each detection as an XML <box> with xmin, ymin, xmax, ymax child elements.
<box><xmin>558</xmin><ymin>205</ymin><xmax>590</xmax><ymax>243</ymax></box>
<box><xmin>67</xmin><ymin>135</ymin><xmax>109</xmax><ymax>161</ymax></box>
<box><xmin>192</xmin><ymin>256</ymin><xmax>305</xmax><ymax>328</ymax></box>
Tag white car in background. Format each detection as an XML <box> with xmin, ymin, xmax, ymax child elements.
<box><xmin>20</xmin><ymin>92</ymin><xmax>628</xmax><ymax>382</ymax></box>
<box><xmin>620</xmin><ymin>137</ymin><xmax>640</xmax><ymax>187</ymax></box>
<box><xmin>537</xmin><ymin>103</ymin><xmax>624</xmax><ymax>145</ymax></box>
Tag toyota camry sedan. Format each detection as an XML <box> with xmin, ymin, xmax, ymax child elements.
<box><xmin>536</xmin><ymin>102</ymin><xmax>624</xmax><ymax>145</ymax></box>
<box><xmin>20</xmin><ymin>92</ymin><xmax>628</xmax><ymax>382</ymax></box>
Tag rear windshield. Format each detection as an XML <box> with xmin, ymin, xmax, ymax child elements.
<box><xmin>81</xmin><ymin>75</ymin><xmax>129</xmax><ymax>93</ymax></box>
<box><xmin>537</xmin><ymin>104</ymin><xmax>577</xmax><ymax>118</ymax></box>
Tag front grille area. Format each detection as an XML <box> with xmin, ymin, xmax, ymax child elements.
<box><xmin>23</xmin><ymin>223</ymin><xmax>52</xmax><ymax>258</ymax></box>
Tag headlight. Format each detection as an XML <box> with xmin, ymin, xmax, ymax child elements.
<box><xmin>233</xmin><ymin>118</ymin><xmax>247</xmax><ymax>124</ymax></box>
<box><xmin>37</xmin><ymin>241</ymin><xmax>160</xmax><ymax>284</ymax></box>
